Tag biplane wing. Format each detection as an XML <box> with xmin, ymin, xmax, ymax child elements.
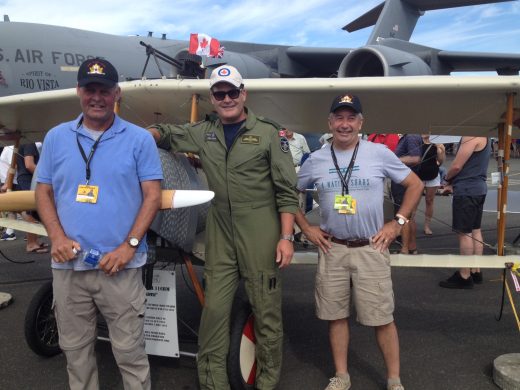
<box><xmin>0</xmin><ymin>76</ymin><xmax>519</xmax><ymax>266</ymax></box>
<box><xmin>0</xmin><ymin>76</ymin><xmax>519</xmax><ymax>144</ymax></box>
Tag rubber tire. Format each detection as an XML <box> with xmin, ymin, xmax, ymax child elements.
<box><xmin>24</xmin><ymin>281</ymin><xmax>61</xmax><ymax>357</ymax></box>
<box><xmin>227</xmin><ymin>298</ymin><xmax>256</xmax><ymax>390</ymax></box>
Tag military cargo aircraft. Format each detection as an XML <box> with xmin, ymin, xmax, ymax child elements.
<box><xmin>1</xmin><ymin>0</ymin><xmax>520</xmax><ymax>99</ymax></box>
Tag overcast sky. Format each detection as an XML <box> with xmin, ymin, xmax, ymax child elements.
<box><xmin>2</xmin><ymin>0</ymin><xmax>520</xmax><ymax>53</ymax></box>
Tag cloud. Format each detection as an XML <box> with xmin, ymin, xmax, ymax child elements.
<box><xmin>411</xmin><ymin>2</ymin><xmax>520</xmax><ymax>52</ymax></box>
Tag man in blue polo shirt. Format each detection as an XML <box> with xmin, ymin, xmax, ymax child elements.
<box><xmin>36</xmin><ymin>58</ymin><xmax>163</xmax><ymax>390</ymax></box>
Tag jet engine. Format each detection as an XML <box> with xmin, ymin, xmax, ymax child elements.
<box><xmin>338</xmin><ymin>45</ymin><xmax>432</xmax><ymax>77</ymax></box>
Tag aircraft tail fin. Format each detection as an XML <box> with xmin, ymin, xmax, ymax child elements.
<box><xmin>344</xmin><ymin>0</ymin><xmax>513</xmax><ymax>44</ymax></box>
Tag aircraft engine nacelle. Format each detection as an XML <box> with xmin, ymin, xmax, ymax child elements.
<box><xmin>338</xmin><ymin>45</ymin><xmax>432</xmax><ymax>77</ymax></box>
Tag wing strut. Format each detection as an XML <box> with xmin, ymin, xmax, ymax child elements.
<box><xmin>496</xmin><ymin>93</ymin><xmax>516</xmax><ymax>256</ymax></box>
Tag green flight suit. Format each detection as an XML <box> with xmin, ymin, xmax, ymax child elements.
<box><xmin>153</xmin><ymin>109</ymin><xmax>298</xmax><ymax>390</ymax></box>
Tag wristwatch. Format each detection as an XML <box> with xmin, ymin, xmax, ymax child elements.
<box><xmin>128</xmin><ymin>236</ymin><xmax>140</xmax><ymax>248</ymax></box>
<box><xmin>394</xmin><ymin>214</ymin><xmax>408</xmax><ymax>226</ymax></box>
<box><xmin>280</xmin><ymin>234</ymin><xmax>295</xmax><ymax>242</ymax></box>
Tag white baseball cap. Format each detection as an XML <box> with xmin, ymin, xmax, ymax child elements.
<box><xmin>209</xmin><ymin>65</ymin><xmax>243</xmax><ymax>88</ymax></box>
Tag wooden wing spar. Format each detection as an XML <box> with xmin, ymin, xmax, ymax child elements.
<box><xmin>0</xmin><ymin>76</ymin><xmax>519</xmax><ymax>144</ymax></box>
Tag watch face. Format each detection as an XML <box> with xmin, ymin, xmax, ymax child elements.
<box><xmin>129</xmin><ymin>237</ymin><xmax>139</xmax><ymax>247</ymax></box>
<box><xmin>395</xmin><ymin>217</ymin><xmax>405</xmax><ymax>226</ymax></box>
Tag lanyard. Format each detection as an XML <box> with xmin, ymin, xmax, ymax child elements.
<box><xmin>76</xmin><ymin>119</ymin><xmax>108</xmax><ymax>184</ymax></box>
<box><xmin>330</xmin><ymin>141</ymin><xmax>359</xmax><ymax>196</ymax></box>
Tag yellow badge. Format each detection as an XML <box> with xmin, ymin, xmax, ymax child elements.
<box><xmin>76</xmin><ymin>185</ymin><xmax>99</xmax><ymax>204</ymax></box>
<box><xmin>334</xmin><ymin>194</ymin><xmax>356</xmax><ymax>215</ymax></box>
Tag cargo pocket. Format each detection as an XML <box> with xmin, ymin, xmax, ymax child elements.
<box><xmin>375</xmin><ymin>279</ymin><xmax>394</xmax><ymax>323</ymax></box>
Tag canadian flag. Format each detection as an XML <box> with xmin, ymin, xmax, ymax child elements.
<box><xmin>189</xmin><ymin>33</ymin><xmax>223</xmax><ymax>58</ymax></box>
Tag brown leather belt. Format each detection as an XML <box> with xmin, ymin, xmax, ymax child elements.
<box><xmin>331</xmin><ymin>237</ymin><xmax>370</xmax><ymax>248</ymax></box>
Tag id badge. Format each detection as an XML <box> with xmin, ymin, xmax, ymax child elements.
<box><xmin>334</xmin><ymin>194</ymin><xmax>357</xmax><ymax>215</ymax></box>
<box><xmin>76</xmin><ymin>184</ymin><xmax>99</xmax><ymax>203</ymax></box>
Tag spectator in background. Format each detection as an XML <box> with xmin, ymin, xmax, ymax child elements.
<box><xmin>391</xmin><ymin>134</ymin><xmax>422</xmax><ymax>254</ymax></box>
<box><xmin>367</xmin><ymin>133</ymin><xmax>400</xmax><ymax>152</ymax></box>
<box><xmin>421</xmin><ymin>135</ymin><xmax>446</xmax><ymax>235</ymax></box>
<box><xmin>0</xmin><ymin>145</ymin><xmax>18</xmax><ymax>241</ymax></box>
<box><xmin>439</xmin><ymin>136</ymin><xmax>490</xmax><ymax>289</ymax></box>
<box><xmin>368</xmin><ymin>133</ymin><xmax>400</xmax><ymax>222</ymax></box>
<box><xmin>16</xmin><ymin>142</ymin><xmax>48</xmax><ymax>253</ymax></box>
<box><xmin>284</xmin><ymin>128</ymin><xmax>311</xmax><ymax>168</ymax></box>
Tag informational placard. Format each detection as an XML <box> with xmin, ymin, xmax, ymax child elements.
<box><xmin>144</xmin><ymin>270</ymin><xmax>179</xmax><ymax>357</ymax></box>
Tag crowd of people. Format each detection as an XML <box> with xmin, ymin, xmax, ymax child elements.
<box><xmin>0</xmin><ymin>58</ymin><xmax>496</xmax><ymax>390</ymax></box>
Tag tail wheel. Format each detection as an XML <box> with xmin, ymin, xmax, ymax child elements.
<box><xmin>24</xmin><ymin>281</ymin><xmax>61</xmax><ymax>357</ymax></box>
<box><xmin>228</xmin><ymin>298</ymin><xmax>256</xmax><ymax>390</ymax></box>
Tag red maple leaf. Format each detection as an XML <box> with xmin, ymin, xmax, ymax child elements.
<box><xmin>200</xmin><ymin>37</ymin><xmax>209</xmax><ymax>49</ymax></box>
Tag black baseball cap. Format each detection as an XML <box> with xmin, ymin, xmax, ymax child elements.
<box><xmin>77</xmin><ymin>58</ymin><xmax>119</xmax><ymax>87</ymax></box>
<box><xmin>329</xmin><ymin>94</ymin><xmax>363</xmax><ymax>114</ymax></box>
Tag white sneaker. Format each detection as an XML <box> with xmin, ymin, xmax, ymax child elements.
<box><xmin>324</xmin><ymin>375</ymin><xmax>351</xmax><ymax>390</ymax></box>
<box><xmin>388</xmin><ymin>383</ymin><xmax>405</xmax><ymax>390</ymax></box>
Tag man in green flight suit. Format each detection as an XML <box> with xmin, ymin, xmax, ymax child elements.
<box><xmin>148</xmin><ymin>65</ymin><xmax>299</xmax><ymax>390</ymax></box>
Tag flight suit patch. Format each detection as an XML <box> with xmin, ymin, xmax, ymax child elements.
<box><xmin>280</xmin><ymin>137</ymin><xmax>290</xmax><ymax>153</ymax></box>
<box><xmin>241</xmin><ymin>135</ymin><xmax>260</xmax><ymax>144</ymax></box>
<box><xmin>205</xmin><ymin>132</ymin><xmax>218</xmax><ymax>142</ymax></box>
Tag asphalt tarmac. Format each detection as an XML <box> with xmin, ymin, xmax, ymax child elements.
<box><xmin>1</xmin><ymin>154</ymin><xmax>520</xmax><ymax>390</ymax></box>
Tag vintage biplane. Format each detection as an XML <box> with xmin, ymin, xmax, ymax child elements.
<box><xmin>1</xmin><ymin>0</ymin><xmax>520</xmax><ymax>389</ymax></box>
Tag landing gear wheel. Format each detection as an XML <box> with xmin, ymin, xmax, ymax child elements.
<box><xmin>228</xmin><ymin>298</ymin><xmax>256</xmax><ymax>390</ymax></box>
<box><xmin>24</xmin><ymin>281</ymin><xmax>61</xmax><ymax>357</ymax></box>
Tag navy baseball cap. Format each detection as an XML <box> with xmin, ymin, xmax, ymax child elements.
<box><xmin>329</xmin><ymin>94</ymin><xmax>363</xmax><ymax>114</ymax></box>
<box><xmin>77</xmin><ymin>58</ymin><xmax>119</xmax><ymax>88</ymax></box>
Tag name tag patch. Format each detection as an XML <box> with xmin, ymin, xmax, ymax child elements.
<box><xmin>241</xmin><ymin>135</ymin><xmax>260</xmax><ymax>144</ymax></box>
<box><xmin>205</xmin><ymin>132</ymin><xmax>218</xmax><ymax>142</ymax></box>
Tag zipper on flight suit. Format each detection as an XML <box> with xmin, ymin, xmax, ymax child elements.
<box><xmin>224</xmin><ymin>124</ymin><xmax>249</xmax><ymax>217</ymax></box>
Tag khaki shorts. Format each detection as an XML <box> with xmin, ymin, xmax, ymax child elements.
<box><xmin>315</xmin><ymin>241</ymin><xmax>395</xmax><ymax>326</ymax></box>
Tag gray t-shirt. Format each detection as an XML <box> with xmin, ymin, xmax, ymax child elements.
<box><xmin>298</xmin><ymin>140</ymin><xmax>410</xmax><ymax>239</ymax></box>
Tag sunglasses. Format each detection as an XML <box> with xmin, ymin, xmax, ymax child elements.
<box><xmin>212</xmin><ymin>88</ymin><xmax>242</xmax><ymax>101</ymax></box>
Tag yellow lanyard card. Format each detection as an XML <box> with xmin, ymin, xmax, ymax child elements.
<box><xmin>76</xmin><ymin>184</ymin><xmax>99</xmax><ymax>203</ymax></box>
<box><xmin>334</xmin><ymin>194</ymin><xmax>356</xmax><ymax>215</ymax></box>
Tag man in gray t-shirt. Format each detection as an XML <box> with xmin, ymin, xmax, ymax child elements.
<box><xmin>295</xmin><ymin>94</ymin><xmax>423</xmax><ymax>390</ymax></box>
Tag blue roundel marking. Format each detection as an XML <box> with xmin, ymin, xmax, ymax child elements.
<box><xmin>218</xmin><ymin>68</ymin><xmax>231</xmax><ymax>76</ymax></box>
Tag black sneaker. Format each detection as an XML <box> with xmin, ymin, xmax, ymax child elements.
<box><xmin>439</xmin><ymin>271</ymin><xmax>474</xmax><ymax>289</ymax></box>
<box><xmin>471</xmin><ymin>271</ymin><xmax>483</xmax><ymax>284</ymax></box>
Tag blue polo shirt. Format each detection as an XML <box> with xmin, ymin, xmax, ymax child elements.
<box><xmin>37</xmin><ymin>114</ymin><xmax>163</xmax><ymax>270</ymax></box>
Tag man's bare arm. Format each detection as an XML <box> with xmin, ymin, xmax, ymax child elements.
<box><xmin>295</xmin><ymin>209</ymin><xmax>332</xmax><ymax>254</ymax></box>
<box><xmin>445</xmin><ymin>137</ymin><xmax>484</xmax><ymax>181</ymax></box>
<box><xmin>35</xmin><ymin>183</ymin><xmax>79</xmax><ymax>262</ymax></box>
